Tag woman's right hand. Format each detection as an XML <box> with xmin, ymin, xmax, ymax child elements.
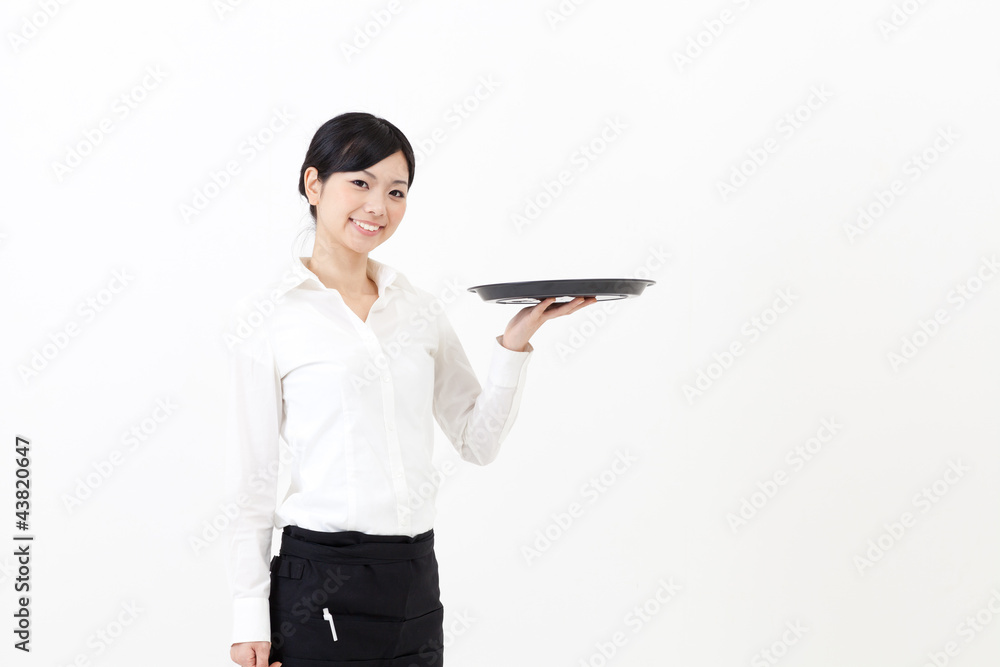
<box><xmin>230</xmin><ymin>641</ymin><xmax>280</xmax><ymax>667</ymax></box>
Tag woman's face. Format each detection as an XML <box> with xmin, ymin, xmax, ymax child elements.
<box><xmin>305</xmin><ymin>149</ymin><xmax>409</xmax><ymax>255</ymax></box>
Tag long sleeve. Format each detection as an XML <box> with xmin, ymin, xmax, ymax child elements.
<box><xmin>431</xmin><ymin>309</ymin><xmax>534</xmax><ymax>466</ymax></box>
<box><xmin>224</xmin><ymin>305</ymin><xmax>283</xmax><ymax>645</ymax></box>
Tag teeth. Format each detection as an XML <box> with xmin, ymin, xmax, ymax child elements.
<box><xmin>353</xmin><ymin>218</ymin><xmax>379</xmax><ymax>232</ymax></box>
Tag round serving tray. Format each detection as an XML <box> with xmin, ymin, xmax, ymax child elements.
<box><xmin>467</xmin><ymin>278</ymin><xmax>655</xmax><ymax>304</ymax></box>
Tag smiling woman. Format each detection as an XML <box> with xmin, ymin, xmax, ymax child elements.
<box><xmin>298</xmin><ymin>114</ymin><xmax>414</xmax><ymax>222</ymax></box>
<box><xmin>296</xmin><ymin>113</ymin><xmax>414</xmax><ymax>301</ymax></box>
<box><xmin>225</xmin><ymin>111</ymin><xmax>595</xmax><ymax>667</ymax></box>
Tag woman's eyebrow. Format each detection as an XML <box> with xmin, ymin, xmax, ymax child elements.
<box><xmin>360</xmin><ymin>169</ymin><xmax>407</xmax><ymax>186</ymax></box>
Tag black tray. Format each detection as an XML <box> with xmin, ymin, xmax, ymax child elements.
<box><xmin>467</xmin><ymin>278</ymin><xmax>655</xmax><ymax>304</ymax></box>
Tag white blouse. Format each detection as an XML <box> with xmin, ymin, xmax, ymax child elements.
<box><xmin>224</xmin><ymin>254</ymin><xmax>534</xmax><ymax>644</ymax></box>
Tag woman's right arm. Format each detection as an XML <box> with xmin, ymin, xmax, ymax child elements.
<box><xmin>224</xmin><ymin>297</ymin><xmax>283</xmax><ymax>654</ymax></box>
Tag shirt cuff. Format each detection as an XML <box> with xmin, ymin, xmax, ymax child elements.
<box><xmin>490</xmin><ymin>335</ymin><xmax>534</xmax><ymax>388</ymax></box>
<box><xmin>231</xmin><ymin>597</ymin><xmax>271</xmax><ymax>645</ymax></box>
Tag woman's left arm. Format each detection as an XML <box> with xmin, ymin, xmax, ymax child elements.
<box><xmin>431</xmin><ymin>296</ymin><xmax>597</xmax><ymax>465</ymax></box>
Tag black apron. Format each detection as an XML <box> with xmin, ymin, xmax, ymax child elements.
<box><xmin>267</xmin><ymin>525</ymin><xmax>444</xmax><ymax>666</ymax></box>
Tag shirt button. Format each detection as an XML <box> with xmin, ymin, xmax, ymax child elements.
<box><xmin>382</xmin><ymin>374</ymin><xmax>390</xmax><ymax>383</ymax></box>
<box><xmin>387</xmin><ymin>423</ymin><xmax>395</xmax><ymax>432</ymax></box>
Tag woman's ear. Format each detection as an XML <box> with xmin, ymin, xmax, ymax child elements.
<box><xmin>304</xmin><ymin>166</ymin><xmax>323</xmax><ymax>205</ymax></box>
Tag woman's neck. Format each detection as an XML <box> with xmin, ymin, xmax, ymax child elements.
<box><xmin>306</xmin><ymin>251</ymin><xmax>377</xmax><ymax>296</ymax></box>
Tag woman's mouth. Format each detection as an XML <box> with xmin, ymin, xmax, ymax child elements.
<box><xmin>351</xmin><ymin>218</ymin><xmax>382</xmax><ymax>235</ymax></box>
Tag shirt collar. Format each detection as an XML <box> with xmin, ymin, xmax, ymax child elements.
<box><xmin>284</xmin><ymin>255</ymin><xmax>417</xmax><ymax>298</ymax></box>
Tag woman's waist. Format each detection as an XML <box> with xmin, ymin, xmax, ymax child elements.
<box><xmin>278</xmin><ymin>523</ymin><xmax>435</xmax><ymax>563</ymax></box>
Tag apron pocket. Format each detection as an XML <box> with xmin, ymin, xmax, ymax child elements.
<box><xmin>276</xmin><ymin>608</ymin><xmax>405</xmax><ymax>662</ymax></box>
<box><xmin>394</xmin><ymin>605</ymin><xmax>445</xmax><ymax>661</ymax></box>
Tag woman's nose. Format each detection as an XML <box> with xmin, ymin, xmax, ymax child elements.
<box><xmin>364</xmin><ymin>197</ymin><xmax>385</xmax><ymax>217</ymax></box>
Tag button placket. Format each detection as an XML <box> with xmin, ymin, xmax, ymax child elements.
<box><xmin>363</xmin><ymin>319</ymin><xmax>410</xmax><ymax>532</ymax></box>
<box><xmin>381</xmin><ymin>371</ymin><xmax>410</xmax><ymax>521</ymax></box>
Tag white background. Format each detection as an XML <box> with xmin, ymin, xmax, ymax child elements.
<box><xmin>2</xmin><ymin>1</ymin><xmax>999</xmax><ymax>665</ymax></box>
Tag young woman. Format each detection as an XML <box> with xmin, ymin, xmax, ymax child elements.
<box><xmin>226</xmin><ymin>112</ymin><xmax>596</xmax><ymax>667</ymax></box>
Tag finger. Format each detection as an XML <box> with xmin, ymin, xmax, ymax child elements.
<box><xmin>549</xmin><ymin>297</ymin><xmax>593</xmax><ymax>318</ymax></box>
<box><xmin>525</xmin><ymin>298</ymin><xmax>551</xmax><ymax>316</ymax></box>
<box><xmin>265</xmin><ymin>643</ymin><xmax>280</xmax><ymax>667</ymax></box>
<box><xmin>536</xmin><ymin>297</ymin><xmax>564</xmax><ymax>315</ymax></box>
<box><xmin>537</xmin><ymin>300</ymin><xmax>579</xmax><ymax>321</ymax></box>
<box><xmin>557</xmin><ymin>297</ymin><xmax>589</xmax><ymax>311</ymax></box>
<box><xmin>537</xmin><ymin>298</ymin><xmax>570</xmax><ymax>315</ymax></box>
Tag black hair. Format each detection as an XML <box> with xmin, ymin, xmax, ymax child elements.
<box><xmin>298</xmin><ymin>112</ymin><xmax>415</xmax><ymax>222</ymax></box>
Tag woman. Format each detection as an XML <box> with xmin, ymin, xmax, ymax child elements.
<box><xmin>226</xmin><ymin>112</ymin><xmax>596</xmax><ymax>667</ymax></box>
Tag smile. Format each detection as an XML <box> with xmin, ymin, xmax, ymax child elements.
<box><xmin>351</xmin><ymin>218</ymin><xmax>383</xmax><ymax>234</ymax></box>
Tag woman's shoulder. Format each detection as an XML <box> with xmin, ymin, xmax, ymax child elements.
<box><xmin>226</xmin><ymin>256</ymin><xmax>307</xmax><ymax>323</ymax></box>
<box><xmin>224</xmin><ymin>286</ymin><xmax>283</xmax><ymax>358</ymax></box>
<box><xmin>226</xmin><ymin>286</ymin><xmax>278</xmax><ymax>322</ymax></box>
<box><xmin>227</xmin><ymin>252</ymin><xmax>315</xmax><ymax>320</ymax></box>
<box><xmin>382</xmin><ymin>263</ymin><xmax>455</xmax><ymax>311</ymax></box>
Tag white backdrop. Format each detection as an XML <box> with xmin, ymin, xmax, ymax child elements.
<box><xmin>2</xmin><ymin>1</ymin><xmax>999</xmax><ymax>665</ymax></box>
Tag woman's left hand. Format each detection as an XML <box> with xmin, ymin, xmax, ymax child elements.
<box><xmin>500</xmin><ymin>296</ymin><xmax>599</xmax><ymax>352</ymax></box>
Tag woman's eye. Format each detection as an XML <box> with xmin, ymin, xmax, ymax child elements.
<box><xmin>352</xmin><ymin>180</ymin><xmax>368</xmax><ymax>188</ymax></box>
<box><xmin>391</xmin><ymin>190</ymin><xmax>405</xmax><ymax>198</ymax></box>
